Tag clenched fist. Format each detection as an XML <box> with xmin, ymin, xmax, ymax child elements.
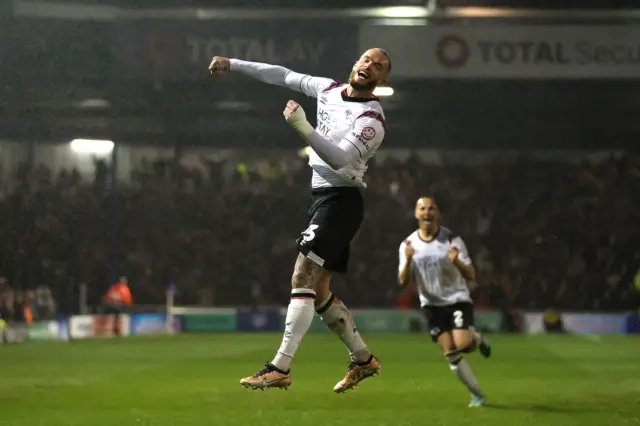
<box><xmin>283</xmin><ymin>100</ymin><xmax>313</xmax><ymax>137</ymax></box>
<box><xmin>448</xmin><ymin>247</ymin><xmax>459</xmax><ymax>262</ymax></box>
<box><xmin>283</xmin><ymin>100</ymin><xmax>303</xmax><ymax>120</ymax></box>
<box><xmin>405</xmin><ymin>241</ymin><xmax>415</xmax><ymax>259</ymax></box>
<box><xmin>208</xmin><ymin>56</ymin><xmax>230</xmax><ymax>75</ymax></box>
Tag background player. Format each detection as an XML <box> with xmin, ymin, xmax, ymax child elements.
<box><xmin>208</xmin><ymin>48</ymin><xmax>391</xmax><ymax>393</ymax></box>
<box><xmin>398</xmin><ymin>197</ymin><xmax>492</xmax><ymax>407</ymax></box>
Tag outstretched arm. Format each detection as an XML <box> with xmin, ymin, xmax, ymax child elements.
<box><xmin>209</xmin><ymin>56</ymin><xmax>335</xmax><ymax>98</ymax></box>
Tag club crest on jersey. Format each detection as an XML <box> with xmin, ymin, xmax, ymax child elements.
<box><xmin>345</xmin><ymin>110</ymin><xmax>354</xmax><ymax>122</ymax></box>
<box><xmin>361</xmin><ymin>126</ymin><xmax>376</xmax><ymax>141</ymax></box>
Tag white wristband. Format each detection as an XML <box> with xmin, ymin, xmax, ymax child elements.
<box><xmin>290</xmin><ymin>120</ymin><xmax>314</xmax><ymax>137</ymax></box>
<box><xmin>285</xmin><ymin>106</ymin><xmax>314</xmax><ymax>137</ymax></box>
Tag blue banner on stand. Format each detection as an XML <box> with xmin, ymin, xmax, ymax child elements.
<box><xmin>130</xmin><ymin>313</ymin><xmax>167</xmax><ymax>335</ymax></box>
<box><xmin>237</xmin><ymin>310</ymin><xmax>281</xmax><ymax>332</ymax></box>
<box><xmin>58</xmin><ymin>319</ymin><xmax>70</xmax><ymax>341</ymax></box>
<box><xmin>561</xmin><ymin>313</ymin><xmax>628</xmax><ymax>335</ymax></box>
<box><xmin>626</xmin><ymin>316</ymin><xmax>640</xmax><ymax>334</ymax></box>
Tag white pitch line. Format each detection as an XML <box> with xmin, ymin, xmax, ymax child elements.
<box><xmin>579</xmin><ymin>333</ymin><xmax>602</xmax><ymax>343</ymax></box>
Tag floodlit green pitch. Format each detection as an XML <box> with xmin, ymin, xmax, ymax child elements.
<box><xmin>1</xmin><ymin>333</ymin><xmax>638</xmax><ymax>426</ymax></box>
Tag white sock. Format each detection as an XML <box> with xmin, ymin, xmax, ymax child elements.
<box><xmin>317</xmin><ymin>293</ymin><xmax>371</xmax><ymax>363</ymax></box>
<box><xmin>271</xmin><ymin>288</ymin><xmax>316</xmax><ymax>372</ymax></box>
<box><xmin>450</xmin><ymin>358</ymin><xmax>483</xmax><ymax>396</ymax></box>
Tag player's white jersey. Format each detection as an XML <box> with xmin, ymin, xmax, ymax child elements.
<box><xmin>298</xmin><ymin>76</ymin><xmax>386</xmax><ymax>189</ymax></box>
<box><xmin>398</xmin><ymin>227</ymin><xmax>473</xmax><ymax>307</ymax></box>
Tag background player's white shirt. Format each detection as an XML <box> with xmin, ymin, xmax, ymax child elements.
<box><xmin>398</xmin><ymin>227</ymin><xmax>473</xmax><ymax>307</ymax></box>
<box><xmin>298</xmin><ymin>76</ymin><xmax>386</xmax><ymax>189</ymax></box>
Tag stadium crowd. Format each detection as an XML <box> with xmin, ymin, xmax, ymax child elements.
<box><xmin>0</xmin><ymin>150</ymin><xmax>638</xmax><ymax>320</ymax></box>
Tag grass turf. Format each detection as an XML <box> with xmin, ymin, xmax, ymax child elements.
<box><xmin>1</xmin><ymin>333</ymin><xmax>638</xmax><ymax>426</ymax></box>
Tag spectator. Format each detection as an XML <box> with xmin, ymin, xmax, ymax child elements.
<box><xmin>0</xmin><ymin>150</ymin><xmax>636</xmax><ymax>314</ymax></box>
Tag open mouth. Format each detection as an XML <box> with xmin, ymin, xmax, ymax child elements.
<box><xmin>357</xmin><ymin>71</ymin><xmax>369</xmax><ymax>79</ymax></box>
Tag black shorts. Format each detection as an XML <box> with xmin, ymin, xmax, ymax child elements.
<box><xmin>421</xmin><ymin>302</ymin><xmax>474</xmax><ymax>342</ymax></box>
<box><xmin>296</xmin><ymin>187</ymin><xmax>364</xmax><ymax>274</ymax></box>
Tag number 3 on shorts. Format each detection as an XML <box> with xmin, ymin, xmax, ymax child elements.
<box><xmin>301</xmin><ymin>224</ymin><xmax>319</xmax><ymax>242</ymax></box>
<box><xmin>453</xmin><ymin>310</ymin><xmax>464</xmax><ymax>328</ymax></box>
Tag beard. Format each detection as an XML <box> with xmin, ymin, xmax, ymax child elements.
<box><xmin>348</xmin><ymin>70</ymin><xmax>378</xmax><ymax>92</ymax></box>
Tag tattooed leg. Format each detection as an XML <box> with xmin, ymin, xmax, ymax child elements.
<box><xmin>270</xmin><ymin>254</ymin><xmax>331</xmax><ymax>372</ymax></box>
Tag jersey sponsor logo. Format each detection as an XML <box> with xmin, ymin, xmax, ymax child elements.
<box><xmin>317</xmin><ymin>124</ymin><xmax>331</xmax><ymax>137</ymax></box>
<box><xmin>361</xmin><ymin>126</ymin><xmax>376</xmax><ymax>141</ymax></box>
<box><xmin>317</xmin><ymin>108</ymin><xmax>332</xmax><ymax>137</ymax></box>
<box><xmin>318</xmin><ymin>108</ymin><xmax>331</xmax><ymax>123</ymax></box>
<box><xmin>417</xmin><ymin>255</ymin><xmax>439</xmax><ymax>270</ymax></box>
<box><xmin>351</xmin><ymin>131</ymin><xmax>370</xmax><ymax>151</ymax></box>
